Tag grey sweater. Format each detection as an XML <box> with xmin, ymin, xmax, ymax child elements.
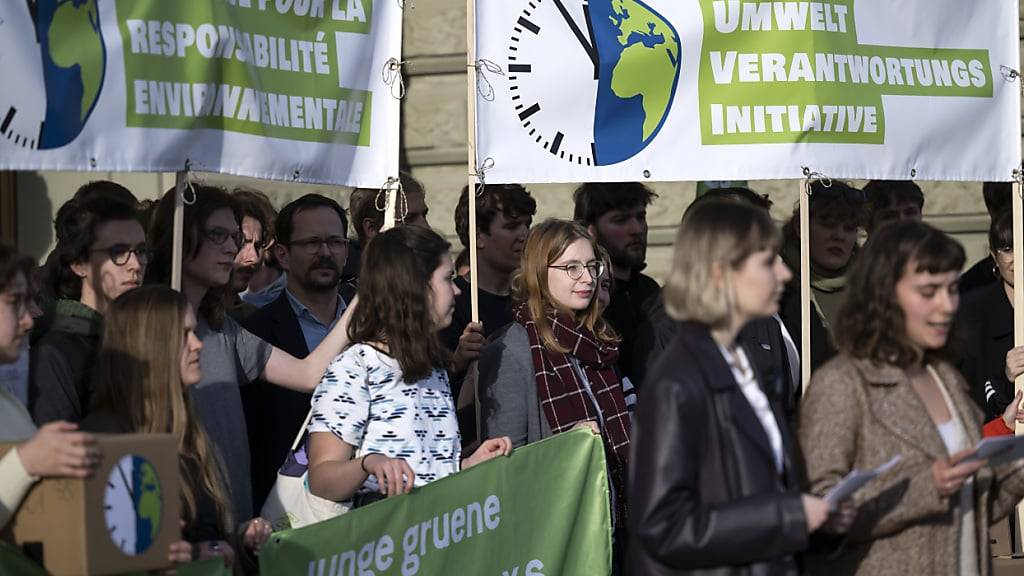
<box><xmin>478</xmin><ymin>323</ymin><xmax>553</xmax><ymax>448</ymax></box>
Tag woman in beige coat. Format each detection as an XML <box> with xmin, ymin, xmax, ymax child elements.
<box><xmin>801</xmin><ymin>220</ymin><xmax>1024</xmax><ymax>576</ymax></box>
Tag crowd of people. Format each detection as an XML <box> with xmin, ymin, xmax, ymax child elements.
<box><xmin>0</xmin><ymin>175</ymin><xmax>1022</xmax><ymax>575</ymax></box>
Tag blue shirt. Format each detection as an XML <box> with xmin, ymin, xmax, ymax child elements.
<box><xmin>285</xmin><ymin>289</ymin><xmax>346</xmax><ymax>352</ymax></box>
<box><xmin>240</xmin><ymin>272</ymin><xmax>289</xmax><ymax>309</ymax></box>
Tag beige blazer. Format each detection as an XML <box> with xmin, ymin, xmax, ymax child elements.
<box><xmin>800</xmin><ymin>355</ymin><xmax>1024</xmax><ymax>576</ymax></box>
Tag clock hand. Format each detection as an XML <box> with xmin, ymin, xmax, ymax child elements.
<box><xmin>116</xmin><ymin>463</ymin><xmax>139</xmax><ymax>509</ymax></box>
<box><xmin>551</xmin><ymin>0</ymin><xmax>599</xmax><ymax>77</ymax></box>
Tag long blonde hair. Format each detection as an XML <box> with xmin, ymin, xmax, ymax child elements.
<box><xmin>512</xmin><ymin>219</ymin><xmax>617</xmax><ymax>352</ymax></box>
<box><xmin>92</xmin><ymin>286</ymin><xmax>233</xmax><ymax>534</ymax></box>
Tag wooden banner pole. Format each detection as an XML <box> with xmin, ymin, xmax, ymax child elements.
<box><xmin>1012</xmin><ymin>179</ymin><xmax>1023</xmax><ymax>553</ymax></box>
<box><xmin>800</xmin><ymin>178</ymin><xmax>812</xmax><ymax>395</ymax></box>
<box><xmin>466</xmin><ymin>0</ymin><xmax>480</xmax><ymax>325</ymax></box>
<box><xmin>171</xmin><ymin>170</ymin><xmax>186</xmax><ymax>292</ymax></box>
<box><xmin>465</xmin><ymin>0</ymin><xmax>482</xmax><ymax>446</ymax></box>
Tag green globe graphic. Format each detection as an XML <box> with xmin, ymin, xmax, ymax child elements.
<box><xmin>136</xmin><ymin>460</ymin><xmax>162</xmax><ymax>547</ymax></box>
<box><xmin>36</xmin><ymin>0</ymin><xmax>106</xmax><ymax>149</ymax></box>
<box><xmin>590</xmin><ymin>0</ymin><xmax>680</xmax><ymax>165</ymax></box>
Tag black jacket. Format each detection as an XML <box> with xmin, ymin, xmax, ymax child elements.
<box><xmin>958</xmin><ymin>281</ymin><xmax>1013</xmax><ymax>418</ymax></box>
<box><xmin>29</xmin><ymin>304</ymin><xmax>102</xmax><ymax>424</ymax></box>
<box><xmin>630</xmin><ymin>322</ymin><xmax>807</xmax><ymax>576</ymax></box>
<box><xmin>604</xmin><ymin>272</ymin><xmax>661</xmax><ymax>382</ymax></box>
<box><xmin>633</xmin><ymin>296</ymin><xmax>799</xmax><ymax>426</ymax></box>
<box><xmin>240</xmin><ymin>291</ymin><xmax>312</xmax><ymax>512</ymax></box>
<box><xmin>959</xmin><ymin>255</ymin><xmax>997</xmax><ymax>296</ymax></box>
<box><xmin>778</xmin><ymin>278</ymin><xmax>836</xmax><ymax>373</ymax></box>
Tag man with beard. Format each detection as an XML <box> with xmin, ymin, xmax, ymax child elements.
<box><xmin>573</xmin><ymin>182</ymin><xmax>660</xmax><ymax>381</ymax></box>
<box><xmin>442</xmin><ymin>183</ymin><xmax>536</xmax><ymax>442</ymax></box>
<box><xmin>241</xmin><ymin>194</ymin><xmax>350</xmax><ymax>510</ymax></box>
<box><xmin>227</xmin><ymin>188</ymin><xmax>272</xmax><ymax>321</ymax></box>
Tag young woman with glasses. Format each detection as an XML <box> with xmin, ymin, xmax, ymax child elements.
<box><xmin>31</xmin><ymin>192</ymin><xmax>147</xmax><ymax>425</ymax></box>
<box><xmin>146</xmin><ymin>184</ymin><xmax>355</xmax><ymax>524</ymax></box>
<box><xmin>479</xmin><ymin>219</ymin><xmax>632</xmax><ymax>572</ymax></box>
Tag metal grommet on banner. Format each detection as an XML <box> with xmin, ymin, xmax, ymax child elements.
<box><xmin>801</xmin><ymin>166</ymin><xmax>832</xmax><ymax>190</ymax></box>
<box><xmin>471</xmin><ymin>157</ymin><xmax>495</xmax><ymax>197</ymax></box>
<box><xmin>1013</xmin><ymin>165</ymin><xmax>1024</xmax><ymax>198</ymax></box>
<box><xmin>1000</xmin><ymin>66</ymin><xmax>1023</xmax><ymax>95</ymax></box>
<box><xmin>397</xmin><ymin>0</ymin><xmax>415</xmax><ymax>8</ymax></box>
<box><xmin>472</xmin><ymin>60</ymin><xmax>505</xmax><ymax>102</ymax></box>
<box><xmin>382</xmin><ymin>58</ymin><xmax>407</xmax><ymax>99</ymax></box>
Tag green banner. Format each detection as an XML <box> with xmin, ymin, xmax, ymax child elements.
<box><xmin>260</xmin><ymin>429</ymin><xmax>612</xmax><ymax>576</ymax></box>
<box><xmin>114</xmin><ymin>0</ymin><xmax>373</xmax><ymax>147</ymax></box>
<box><xmin>697</xmin><ymin>0</ymin><xmax>993</xmax><ymax>145</ymax></box>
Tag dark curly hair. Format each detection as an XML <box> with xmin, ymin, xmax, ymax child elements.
<box><xmin>53</xmin><ymin>196</ymin><xmax>141</xmax><ymax>299</ymax></box>
<box><xmin>454</xmin><ymin>183</ymin><xmax>536</xmax><ymax>248</ymax></box>
<box><xmin>146</xmin><ymin>184</ymin><xmax>241</xmax><ymax>330</ymax></box>
<box><xmin>834</xmin><ymin>220</ymin><xmax>965</xmax><ymax>367</ymax></box>
<box><xmin>348</xmin><ymin>225</ymin><xmax>451</xmax><ymax>381</ymax></box>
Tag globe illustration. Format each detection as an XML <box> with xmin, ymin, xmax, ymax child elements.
<box><xmin>36</xmin><ymin>0</ymin><xmax>106</xmax><ymax>149</ymax></box>
<box><xmin>104</xmin><ymin>454</ymin><xmax>163</xmax><ymax>556</ymax></box>
<box><xmin>136</xmin><ymin>460</ymin><xmax>163</xmax><ymax>551</ymax></box>
<box><xmin>589</xmin><ymin>0</ymin><xmax>680</xmax><ymax>166</ymax></box>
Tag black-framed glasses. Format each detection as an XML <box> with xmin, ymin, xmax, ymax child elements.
<box><xmin>205</xmin><ymin>227</ymin><xmax>244</xmax><ymax>249</ymax></box>
<box><xmin>549</xmin><ymin>260</ymin><xmax>606</xmax><ymax>281</ymax></box>
<box><xmin>288</xmin><ymin>236</ymin><xmax>349</xmax><ymax>255</ymax></box>
<box><xmin>92</xmin><ymin>243</ymin><xmax>150</xmax><ymax>266</ymax></box>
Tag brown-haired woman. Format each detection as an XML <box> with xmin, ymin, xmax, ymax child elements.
<box><xmin>478</xmin><ymin>219</ymin><xmax>632</xmax><ymax>570</ymax></box>
<box><xmin>801</xmin><ymin>220</ymin><xmax>1024</xmax><ymax>575</ymax></box>
<box><xmin>779</xmin><ymin>180</ymin><xmax>867</xmax><ymax>371</ymax></box>
<box><xmin>959</xmin><ymin>209</ymin><xmax>1023</xmax><ymax>421</ymax></box>
<box><xmin>83</xmin><ymin>286</ymin><xmax>269</xmax><ymax>567</ymax></box>
<box><xmin>630</xmin><ymin>200</ymin><xmax>851</xmax><ymax>576</ymax></box>
<box><xmin>307</xmin><ymin>226</ymin><xmax>510</xmax><ymax>506</ymax></box>
<box><xmin>146</xmin><ymin>184</ymin><xmax>353</xmax><ymax>522</ymax></box>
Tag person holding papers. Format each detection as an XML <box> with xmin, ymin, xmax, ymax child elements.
<box><xmin>630</xmin><ymin>201</ymin><xmax>852</xmax><ymax>576</ymax></box>
<box><xmin>801</xmin><ymin>220</ymin><xmax>1024</xmax><ymax>575</ymax></box>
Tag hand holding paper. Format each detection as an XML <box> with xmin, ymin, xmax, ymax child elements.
<box><xmin>963</xmin><ymin>435</ymin><xmax>1024</xmax><ymax>467</ymax></box>
<box><xmin>824</xmin><ymin>456</ymin><xmax>902</xmax><ymax>505</ymax></box>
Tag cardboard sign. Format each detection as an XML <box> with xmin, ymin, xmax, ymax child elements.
<box><xmin>2</xmin><ymin>434</ymin><xmax>180</xmax><ymax>576</ymax></box>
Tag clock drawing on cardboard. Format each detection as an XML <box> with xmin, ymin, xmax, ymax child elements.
<box><xmin>103</xmin><ymin>454</ymin><xmax>164</xmax><ymax>556</ymax></box>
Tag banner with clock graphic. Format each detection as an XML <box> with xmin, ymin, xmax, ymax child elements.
<box><xmin>475</xmin><ymin>0</ymin><xmax>1021</xmax><ymax>183</ymax></box>
<box><xmin>0</xmin><ymin>0</ymin><xmax>399</xmax><ymax>187</ymax></box>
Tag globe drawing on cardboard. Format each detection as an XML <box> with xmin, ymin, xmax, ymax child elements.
<box><xmin>103</xmin><ymin>454</ymin><xmax>163</xmax><ymax>556</ymax></box>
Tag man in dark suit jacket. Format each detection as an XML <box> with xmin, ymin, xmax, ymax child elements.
<box><xmin>241</xmin><ymin>194</ymin><xmax>350</xmax><ymax>512</ymax></box>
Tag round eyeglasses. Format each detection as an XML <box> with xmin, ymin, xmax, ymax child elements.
<box><xmin>549</xmin><ymin>260</ymin><xmax>606</xmax><ymax>281</ymax></box>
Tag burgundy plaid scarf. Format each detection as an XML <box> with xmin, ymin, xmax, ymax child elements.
<box><xmin>514</xmin><ymin>304</ymin><xmax>631</xmax><ymax>525</ymax></box>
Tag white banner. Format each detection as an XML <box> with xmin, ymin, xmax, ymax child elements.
<box><xmin>475</xmin><ymin>0</ymin><xmax>1021</xmax><ymax>183</ymax></box>
<box><xmin>0</xmin><ymin>0</ymin><xmax>400</xmax><ymax>187</ymax></box>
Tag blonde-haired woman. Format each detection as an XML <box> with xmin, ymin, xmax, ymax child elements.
<box><xmin>479</xmin><ymin>219</ymin><xmax>632</xmax><ymax>570</ymax></box>
<box><xmin>630</xmin><ymin>200</ymin><xmax>852</xmax><ymax>576</ymax></box>
<box><xmin>83</xmin><ymin>286</ymin><xmax>268</xmax><ymax>568</ymax></box>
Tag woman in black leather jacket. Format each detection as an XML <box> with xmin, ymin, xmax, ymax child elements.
<box><xmin>629</xmin><ymin>200</ymin><xmax>853</xmax><ymax>575</ymax></box>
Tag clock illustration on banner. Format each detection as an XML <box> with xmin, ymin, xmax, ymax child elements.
<box><xmin>506</xmin><ymin>0</ymin><xmax>682</xmax><ymax>166</ymax></box>
<box><xmin>103</xmin><ymin>454</ymin><xmax>164</xmax><ymax>556</ymax></box>
<box><xmin>0</xmin><ymin>0</ymin><xmax>107</xmax><ymax>150</ymax></box>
